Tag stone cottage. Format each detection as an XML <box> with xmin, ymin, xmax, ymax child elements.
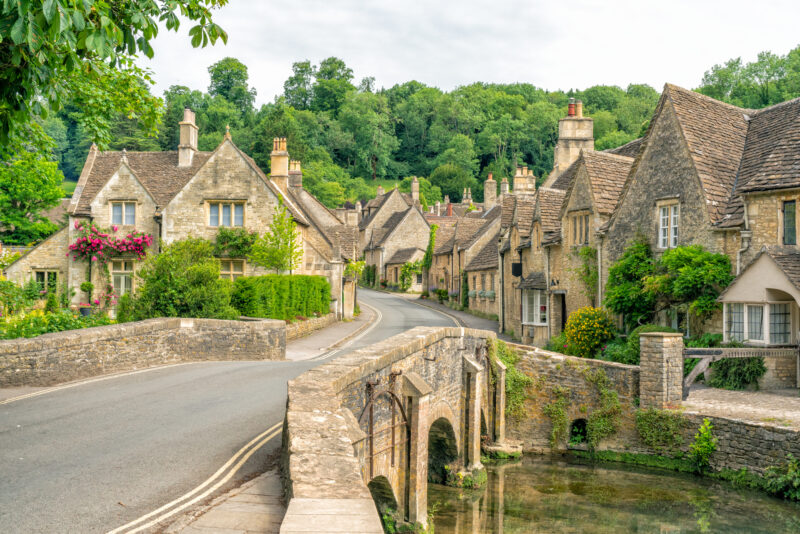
<box><xmin>4</xmin><ymin>110</ymin><xmax>358</xmax><ymax>318</ymax></box>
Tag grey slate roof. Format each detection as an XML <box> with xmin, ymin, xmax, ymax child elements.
<box><xmin>465</xmin><ymin>231</ymin><xmax>500</xmax><ymax>272</ymax></box>
<box><xmin>386</xmin><ymin>247</ymin><xmax>424</xmax><ymax>265</ymax></box>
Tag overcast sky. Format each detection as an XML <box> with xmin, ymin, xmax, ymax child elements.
<box><xmin>141</xmin><ymin>0</ymin><xmax>800</xmax><ymax>105</ymax></box>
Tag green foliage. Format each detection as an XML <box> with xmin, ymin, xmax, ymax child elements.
<box><xmin>115</xmin><ymin>293</ymin><xmax>134</xmax><ymax>323</ymax></box>
<box><xmin>44</xmin><ymin>289</ymin><xmax>59</xmax><ymax>313</ymax></box>
<box><xmin>361</xmin><ymin>264</ymin><xmax>377</xmax><ymax>287</ymax></box>
<box><xmin>583</xmin><ymin>368</ymin><xmax>622</xmax><ymax>449</ymax></box>
<box><xmin>0</xmin><ymin>310</ymin><xmax>114</xmax><ymax>339</ymax></box>
<box><xmin>487</xmin><ymin>339</ymin><xmax>533</xmax><ymax>419</ymax></box>
<box><xmin>0</xmin><ymin>278</ymin><xmax>28</xmax><ymax>316</ymax></box>
<box><xmin>132</xmin><ymin>238</ymin><xmax>238</xmax><ymax>320</ymax></box>
<box><xmin>689</xmin><ymin>418</ymin><xmax>718</xmax><ymax>473</ymax></box>
<box><xmin>617</xmin><ymin>324</ymin><xmax>680</xmax><ymax>365</ymax></box>
<box><xmin>398</xmin><ymin>176</ymin><xmax>441</xmax><ymax>209</ymax></box>
<box><xmin>421</xmin><ymin>225</ymin><xmax>438</xmax><ymax>272</ymax></box>
<box><xmin>460</xmin><ymin>271</ymin><xmax>469</xmax><ymax>308</ymax></box>
<box><xmin>635</xmin><ymin>408</ymin><xmax>688</xmax><ymax>456</ymax></box>
<box><xmin>542</xmin><ymin>385</ymin><xmax>570</xmax><ymax>448</ymax></box>
<box><xmin>249</xmin><ymin>202</ymin><xmax>302</xmax><ymax>273</ymax></box>
<box><xmin>763</xmin><ymin>454</ymin><xmax>800</xmax><ymax>501</ymax></box>
<box><xmin>213</xmin><ymin>227</ymin><xmax>258</xmax><ymax>258</ymax></box>
<box><xmin>80</xmin><ymin>281</ymin><xmax>94</xmax><ymax>298</ymax></box>
<box><xmin>231</xmin><ymin>275</ymin><xmax>330</xmax><ymax>320</ymax></box>
<box><xmin>563</xmin><ymin>307</ymin><xmax>616</xmax><ymax>358</ymax></box>
<box><xmin>399</xmin><ymin>261</ymin><xmax>422</xmax><ymax>291</ymax></box>
<box><xmin>435</xmin><ymin>288</ymin><xmax>448</xmax><ymax>304</ymax></box>
<box><xmin>572</xmin><ymin>246</ymin><xmax>598</xmax><ymax>304</ymax></box>
<box><xmin>599</xmin><ymin>338</ymin><xmax>635</xmax><ymax>365</ymax></box>
<box><xmin>344</xmin><ymin>260</ymin><xmax>365</xmax><ymax>280</ymax></box>
<box><xmin>208</xmin><ymin>57</ymin><xmax>256</xmax><ymax>115</ymax></box>
<box><xmin>544</xmin><ymin>332</ymin><xmax>577</xmax><ymax>356</ymax></box>
<box><xmin>429</xmin><ymin>164</ymin><xmax>478</xmax><ymax>203</ymax></box>
<box><xmin>603</xmin><ymin>238</ymin><xmax>656</xmax><ymax>329</ymax></box>
<box><xmin>708</xmin><ymin>357</ymin><xmax>767</xmax><ymax>391</ymax></box>
<box><xmin>445</xmin><ymin>466</ymin><xmax>487</xmax><ymax>489</ymax></box>
<box><xmin>0</xmin><ymin>250</ymin><xmax>21</xmax><ymax>270</ymax></box>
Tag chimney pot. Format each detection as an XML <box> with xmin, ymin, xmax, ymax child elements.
<box><xmin>576</xmin><ymin>100</ymin><xmax>583</xmax><ymax>118</ymax></box>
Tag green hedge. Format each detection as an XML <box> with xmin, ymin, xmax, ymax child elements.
<box><xmin>232</xmin><ymin>275</ymin><xmax>331</xmax><ymax>320</ymax></box>
<box><xmin>0</xmin><ymin>310</ymin><xmax>114</xmax><ymax>339</ymax></box>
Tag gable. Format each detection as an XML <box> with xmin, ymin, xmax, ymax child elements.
<box><xmin>719</xmin><ymin>252</ymin><xmax>800</xmax><ymax>304</ymax></box>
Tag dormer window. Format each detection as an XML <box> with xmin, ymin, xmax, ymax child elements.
<box><xmin>112</xmin><ymin>202</ymin><xmax>136</xmax><ymax>226</ymax></box>
<box><xmin>208</xmin><ymin>202</ymin><xmax>244</xmax><ymax>227</ymax></box>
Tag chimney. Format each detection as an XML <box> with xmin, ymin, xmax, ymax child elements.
<box><xmin>444</xmin><ymin>195</ymin><xmax>450</xmax><ymax>205</ymax></box>
<box><xmin>428</xmin><ymin>205</ymin><xmax>433</xmax><ymax>214</ymax></box>
<box><xmin>178</xmin><ymin>109</ymin><xmax>198</xmax><ymax>167</ymax></box>
<box><xmin>435</xmin><ymin>201</ymin><xmax>441</xmax><ymax>216</ymax></box>
<box><xmin>270</xmin><ymin>137</ymin><xmax>289</xmax><ymax>193</ymax></box>
<box><xmin>484</xmin><ymin>172</ymin><xmax>497</xmax><ymax>209</ymax></box>
<box><xmin>567</xmin><ymin>97</ymin><xmax>576</xmax><ymax>117</ymax></box>
<box><xmin>376</xmin><ymin>185</ymin><xmax>385</xmax><ymax>197</ymax></box>
<box><xmin>467</xmin><ymin>188</ymin><xmax>473</xmax><ymax>202</ymax></box>
<box><xmin>289</xmin><ymin>160</ymin><xmax>303</xmax><ymax>188</ymax></box>
<box><xmin>446</xmin><ymin>202</ymin><xmax>453</xmax><ymax>217</ymax></box>
<box><xmin>462</xmin><ymin>188</ymin><xmax>468</xmax><ymax>204</ymax></box>
<box><xmin>527</xmin><ymin>167</ymin><xmax>537</xmax><ymax>193</ymax></box>
<box><xmin>576</xmin><ymin>100</ymin><xmax>583</xmax><ymax>118</ymax></box>
<box><xmin>513</xmin><ymin>166</ymin><xmax>528</xmax><ymax>194</ymax></box>
<box><xmin>500</xmin><ymin>177</ymin><xmax>509</xmax><ymax>196</ymax></box>
<box><xmin>411</xmin><ymin>176</ymin><xmax>420</xmax><ymax>205</ymax></box>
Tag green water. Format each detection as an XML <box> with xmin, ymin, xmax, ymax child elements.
<box><xmin>428</xmin><ymin>456</ymin><xmax>800</xmax><ymax>533</ymax></box>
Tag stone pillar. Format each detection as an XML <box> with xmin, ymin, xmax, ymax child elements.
<box><xmin>493</xmin><ymin>359</ymin><xmax>507</xmax><ymax>443</ymax></box>
<box><xmin>639</xmin><ymin>332</ymin><xmax>684</xmax><ymax>409</ymax></box>
<box><xmin>403</xmin><ymin>372</ymin><xmax>432</xmax><ymax>527</ymax></box>
<box><xmin>463</xmin><ymin>356</ymin><xmax>484</xmax><ymax>471</ymax></box>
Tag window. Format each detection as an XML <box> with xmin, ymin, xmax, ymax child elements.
<box><xmin>770</xmin><ymin>303</ymin><xmax>791</xmax><ymax>344</ymax></box>
<box><xmin>34</xmin><ymin>270</ymin><xmax>58</xmax><ymax>291</ymax></box>
<box><xmin>570</xmin><ymin>213</ymin><xmax>590</xmax><ymax>245</ymax></box>
<box><xmin>416</xmin><ymin>273</ymin><xmax>422</xmax><ymax>285</ymax></box>
<box><xmin>747</xmin><ymin>305</ymin><xmax>764</xmax><ymax>341</ymax></box>
<box><xmin>523</xmin><ymin>289</ymin><xmax>548</xmax><ymax>325</ymax></box>
<box><xmin>784</xmin><ymin>201</ymin><xmax>796</xmax><ymax>245</ymax></box>
<box><xmin>658</xmin><ymin>203</ymin><xmax>679</xmax><ymax>249</ymax></box>
<box><xmin>473</xmin><ymin>275</ymin><xmax>477</xmax><ymax>290</ymax></box>
<box><xmin>208</xmin><ymin>202</ymin><xmax>244</xmax><ymax>227</ymax></box>
<box><xmin>220</xmin><ymin>259</ymin><xmax>245</xmax><ymax>281</ymax></box>
<box><xmin>726</xmin><ymin>303</ymin><xmax>744</xmax><ymax>341</ymax></box>
<box><xmin>111</xmin><ymin>202</ymin><xmax>136</xmax><ymax>226</ymax></box>
<box><xmin>491</xmin><ymin>274</ymin><xmax>495</xmax><ymax>291</ymax></box>
<box><xmin>481</xmin><ymin>274</ymin><xmax>486</xmax><ymax>291</ymax></box>
<box><xmin>111</xmin><ymin>261</ymin><xmax>134</xmax><ymax>296</ymax></box>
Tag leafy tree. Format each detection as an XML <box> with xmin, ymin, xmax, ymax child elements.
<box><xmin>603</xmin><ymin>239</ymin><xmax>656</xmax><ymax>330</ymax></box>
<box><xmin>316</xmin><ymin>57</ymin><xmax>353</xmax><ymax>82</ymax></box>
<box><xmin>596</xmin><ymin>130</ymin><xmax>635</xmax><ymax>151</ymax></box>
<box><xmin>435</xmin><ymin>134</ymin><xmax>479</xmax><ymax>176</ymax></box>
<box><xmin>249</xmin><ymin>202</ymin><xmax>303</xmax><ymax>273</ymax></box>
<box><xmin>0</xmin><ymin>128</ymin><xmax>64</xmax><ymax>244</ymax></box>
<box><xmin>283</xmin><ymin>60</ymin><xmax>315</xmax><ymax>110</ymax></box>
<box><xmin>337</xmin><ymin>92</ymin><xmax>398</xmax><ymax>180</ymax></box>
<box><xmin>208</xmin><ymin>57</ymin><xmax>256</xmax><ymax>115</ymax></box>
<box><xmin>0</xmin><ymin>0</ymin><xmax>228</xmax><ymax>143</ymax></box>
<box><xmin>429</xmin><ymin>164</ymin><xmax>478</xmax><ymax>203</ymax></box>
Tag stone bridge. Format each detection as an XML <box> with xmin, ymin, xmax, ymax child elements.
<box><xmin>280</xmin><ymin>326</ymin><xmax>509</xmax><ymax>533</ymax></box>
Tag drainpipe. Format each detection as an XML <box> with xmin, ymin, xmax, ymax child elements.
<box><xmin>736</xmin><ymin>202</ymin><xmax>752</xmax><ymax>275</ymax></box>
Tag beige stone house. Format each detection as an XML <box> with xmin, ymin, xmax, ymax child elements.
<box><xmin>384</xmin><ymin>247</ymin><xmax>425</xmax><ymax>291</ymax></box>
<box><xmin>363</xmin><ymin>203</ymin><xmax>430</xmax><ymax>286</ymax></box>
<box><xmin>4</xmin><ymin>110</ymin><xmax>358</xmax><ymax>318</ymax></box>
<box><xmin>464</xmin><ymin>228</ymin><xmax>501</xmax><ymax>317</ymax></box>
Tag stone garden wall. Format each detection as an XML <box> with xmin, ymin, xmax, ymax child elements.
<box><xmin>0</xmin><ymin>317</ymin><xmax>285</xmax><ymax>388</ymax></box>
<box><xmin>285</xmin><ymin>313</ymin><xmax>338</xmax><ymax>341</ymax></box>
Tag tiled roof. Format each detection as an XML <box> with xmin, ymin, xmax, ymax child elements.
<box><xmin>43</xmin><ymin>198</ymin><xmax>71</xmax><ymax>226</ymax></box>
<box><xmin>72</xmin><ymin>150</ymin><xmax>212</xmax><ymax>216</ymax></box>
<box><xmin>517</xmin><ymin>272</ymin><xmax>546</xmax><ymax>290</ymax></box>
<box><xmin>500</xmin><ymin>195</ymin><xmax>517</xmax><ymax>229</ymax></box>
<box><xmin>580</xmin><ymin>151</ymin><xmax>634</xmax><ymax>215</ymax></box>
<box><xmin>665</xmin><ymin>84</ymin><xmax>752</xmax><ymax>224</ymax></box>
<box><xmin>604</xmin><ymin>137</ymin><xmax>644</xmax><ymax>158</ymax></box>
<box><xmin>359</xmin><ymin>189</ymin><xmax>412</xmax><ymax>229</ymax></box>
<box><xmin>550</xmin><ymin>156</ymin><xmax>580</xmax><ymax>191</ymax></box>
<box><xmin>537</xmin><ymin>188</ymin><xmax>567</xmax><ymax>245</ymax></box>
<box><xmin>465</xmin><ymin>231</ymin><xmax>500</xmax><ymax>272</ymax></box>
<box><xmin>433</xmin><ymin>226</ymin><xmax>456</xmax><ymax>255</ymax></box>
<box><xmin>721</xmin><ymin>247</ymin><xmax>800</xmax><ymax>298</ymax></box>
<box><xmin>386</xmin><ymin>247</ymin><xmax>423</xmax><ymax>265</ymax></box>
<box><xmin>454</xmin><ymin>218</ymin><xmax>488</xmax><ymax>248</ymax></box>
<box><xmin>514</xmin><ymin>195</ymin><xmax>537</xmax><ymax>238</ymax></box>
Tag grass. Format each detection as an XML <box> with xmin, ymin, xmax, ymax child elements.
<box><xmin>61</xmin><ymin>180</ymin><xmax>77</xmax><ymax>197</ymax></box>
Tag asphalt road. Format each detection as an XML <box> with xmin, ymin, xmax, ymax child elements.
<box><xmin>0</xmin><ymin>289</ymin><xmax>455</xmax><ymax>534</ymax></box>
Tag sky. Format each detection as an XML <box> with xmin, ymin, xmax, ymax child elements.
<box><xmin>141</xmin><ymin>0</ymin><xmax>800</xmax><ymax>105</ymax></box>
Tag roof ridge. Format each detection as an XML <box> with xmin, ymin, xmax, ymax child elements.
<box><xmin>750</xmin><ymin>95</ymin><xmax>800</xmax><ymax>116</ymax></box>
<box><xmin>664</xmin><ymin>83</ymin><xmax>755</xmax><ymax>114</ymax></box>
<box><xmin>583</xmin><ymin>150</ymin><xmax>634</xmax><ymax>162</ymax></box>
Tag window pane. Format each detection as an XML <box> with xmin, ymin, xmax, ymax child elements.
<box><xmin>537</xmin><ymin>290</ymin><xmax>548</xmax><ymax>324</ymax></box>
<box><xmin>36</xmin><ymin>272</ymin><xmax>45</xmax><ymax>288</ymax></box>
<box><xmin>222</xmin><ymin>204</ymin><xmax>231</xmax><ymax>227</ymax></box>
<box><xmin>747</xmin><ymin>305</ymin><xmax>764</xmax><ymax>341</ymax></box>
<box><xmin>209</xmin><ymin>203</ymin><xmax>219</xmax><ymax>226</ymax></box>
<box><xmin>125</xmin><ymin>203</ymin><xmax>136</xmax><ymax>225</ymax></box>
<box><xmin>125</xmin><ymin>261</ymin><xmax>133</xmax><ymax>271</ymax></box>
<box><xmin>525</xmin><ymin>291</ymin><xmax>535</xmax><ymax>323</ymax></box>
<box><xmin>671</xmin><ymin>205</ymin><xmax>679</xmax><ymax>248</ymax></box>
<box><xmin>770</xmin><ymin>303</ymin><xmax>791</xmax><ymax>344</ymax></box>
<box><xmin>584</xmin><ymin>215</ymin><xmax>590</xmax><ymax>244</ymax></box>
<box><xmin>727</xmin><ymin>303</ymin><xmax>744</xmax><ymax>341</ymax></box>
<box><xmin>784</xmin><ymin>201</ymin><xmax>796</xmax><ymax>245</ymax></box>
<box><xmin>234</xmin><ymin>204</ymin><xmax>244</xmax><ymax>226</ymax></box>
<box><xmin>233</xmin><ymin>261</ymin><xmax>244</xmax><ymax>273</ymax></box>
<box><xmin>220</xmin><ymin>260</ymin><xmax>230</xmax><ymax>272</ymax></box>
<box><xmin>112</xmin><ymin>203</ymin><xmax>123</xmax><ymax>225</ymax></box>
<box><xmin>660</xmin><ymin>207</ymin><xmax>669</xmax><ymax>248</ymax></box>
<box><xmin>572</xmin><ymin>217</ymin><xmax>577</xmax><ymax>244</ymax></box>
<box><xmin>47</xmin><ymin>272</ymin><xmax>57</xmax><ymax>290</ymax></box>
<box><xmin>125</xmin><ymin>276</ymin><xmax>132</xmax><ymax>294</ymax></box>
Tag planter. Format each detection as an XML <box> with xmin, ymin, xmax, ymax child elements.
<box><xmin>79</xmin><ymin>307</ymin><xmax>92</xmax><ymax>317</ymax></box>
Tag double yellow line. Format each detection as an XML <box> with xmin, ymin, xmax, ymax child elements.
<box><xmin>107</xmin><ymin>421</ymin><xmax>283</xmax><ymax>534</ymax></box>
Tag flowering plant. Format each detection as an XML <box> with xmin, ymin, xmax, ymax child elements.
<box><xmin>68</xmin><ymin>220</ymin><xmax>153</xmax><ymax>264</ymax></box>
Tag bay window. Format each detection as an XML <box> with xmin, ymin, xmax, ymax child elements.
<box><xmin>725</xmin><ymin>302</ymin><xmax>792</xmax><ymax>345</ymax></box>
<box><xmin>523</xmin><ymin>289</ymin><xmax>548</xmax><ymax>326</ymax></box>
<box><xmin>770</xmin><ymin>303</ymin><xmax>791</xmax><ymax>345</ymax></box>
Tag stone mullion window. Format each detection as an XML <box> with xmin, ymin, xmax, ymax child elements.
<box><xmin>220</xmin><ymin>259</ymin><xmax>245</xmax><ymax>281</ymax></box>
<box><xmin>208</xmin><ymin>201</ymin><xmax>245</xmax><ymax>227</ymax></box>
<box><xmin>769</xmin><ymin>303</ymin><xmax>792</xmax><ymax>345</ymax></box>
<box><xmin>111</xmin><ymin>260</ymin><xmax>134</xmax><ymax>296</ymax></box>
<box><xmin>111</xmin><ymin>201</ymin><xmax>136</xmax><ymax>226</ymax></box>
<box><xmin>34</xmin><ymin>270</ymin><xmax>58</xmax><ymax>291</ymax></box>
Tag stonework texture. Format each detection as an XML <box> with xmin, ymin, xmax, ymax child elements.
<box><xmin>639</xmin><ymin>332</ymin><xmax>684</xmax><ymax>409</ymax></box>
<box><xmin>285</xmin><ymin>313</ymin><xmax>338</xmax><ymax>341</ymax></box>
<box><xmin>0</xmin><ymin>318</ymin><xmax>285</xmax><ymax>388</ymax></box>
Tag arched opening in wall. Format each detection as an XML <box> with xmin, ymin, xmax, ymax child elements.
<box><xmin>569</xmin><ymin>418</ymin><xmax>588</xmax><ymax>446</ymax></box>
<box><xmin>367</xmin><ymin>476</ymin><xmax>398</xmax><ymax>527</ymax></box>
<box><xmin>428</xmin><ymin>417</ymin><xmax>459</xmax><ymax>484</ymax></box>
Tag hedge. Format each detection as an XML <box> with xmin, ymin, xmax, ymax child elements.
<box><xmin>231</xmin><ymin>275</ymin><xmax>331</xmax><ymax>320</ymax></box>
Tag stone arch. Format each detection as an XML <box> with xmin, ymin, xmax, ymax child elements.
<box><xmin>569</xmin><ymin>418</ymin><xmax>588</xmax><ymax>445</ymax></box>
<box><xmin>367</xmin><ymin>475</ymin><xmax>398</xmax><ymax>518</ymax></box>
<box><xmin>427</xmin><ymin>401</ymin><xmax>461</xmax><ymax>451</ymax></box>
<box><xmin>427</xmin><ymin>417</ymin><xmax>459</xmax><ymax>484</ymax></box>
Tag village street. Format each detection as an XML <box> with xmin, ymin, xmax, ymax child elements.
<box><xmin>0</xmin><ymin>290</ymin><xmax>455</xmax><ymax>534</ymax></box>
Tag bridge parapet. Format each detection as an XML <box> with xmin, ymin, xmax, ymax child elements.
<box><xmin>280</xmin><ymin>326</ymin><xmax>501</xmax><ymax>533</ymax></box>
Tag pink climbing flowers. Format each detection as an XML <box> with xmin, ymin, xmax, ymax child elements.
<box><xmin>68</xmin><ymin>221</ymin><xmax>153</xmax><ymax>265</ymax></box>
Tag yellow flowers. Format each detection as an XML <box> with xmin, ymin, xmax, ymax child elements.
<box><xmin>564</xmin><ymin>306</ymin><xmax>616</xmax><ymax>359</ymax></box>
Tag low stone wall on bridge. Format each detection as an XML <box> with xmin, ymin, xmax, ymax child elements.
<box><xmin>285</xmin><ymin>313</ymin><xmax>338</xmax><ymax>341</ymax></box>
<box><xmin>0</xmin><ymin>317</ymin><xmax>286</xmax><ymax>388</ymax></box>
<box><xmin>281</xmin><ymin>326</ymin><xmax>500</xmax><ymax>534</ymax></box>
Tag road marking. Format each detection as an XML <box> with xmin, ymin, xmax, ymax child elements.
<box><xmin>310</xmin><ymin>300</ymin><xmax>383</xmax><ymax>361</ymax></box>
<box><xmin>107</xmin><ymin>421</ymin><xmax>283</xmax><ymax>534</ymax></box>
<box><xmin>403</xmin><ymin>297</ymin><xmax>464</xmax><ymax>327</ymax></box>
<box><xmin>0</xmin><ymin>363</ymin><xmax>195</xmax><ymax>406</ymax></box>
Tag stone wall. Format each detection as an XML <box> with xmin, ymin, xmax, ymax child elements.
<box><xmin>760</xmin><ymin>351</ymin><xmax>797</xmax><ymax>389</ymax></box>
<box><xmin>285</xmin><ymin>313</ymin><xmax>338</xmax><ymax>341</ymax></box>
<box><xmin>0</xmin><ymin>317</ymin><xmax>285</xmax><ymax>388</ymax></box>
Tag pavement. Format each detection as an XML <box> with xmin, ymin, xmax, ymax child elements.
<box><xmin>684</xmin><ymin>385</ymin><xmax>800</xmax><ymax>430</ymax></box>
<box><xmin>0</xmin><ymin>289</ymin><xmax>456</xmax><ymax>534</ymax></box>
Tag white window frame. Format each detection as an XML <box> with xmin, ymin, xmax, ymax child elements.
<box><xmin>220</xmin><ymin>259</ymin><xmax>245</xmax><ymax>281</ymax></box>
<box><xmin>111</xmin><ymin>201</ymin><xmax>136</xmax><ymax>226</ymax></box>
<box><xmin>522</xmin><ymin>289</ymin><xmax>548</xmax><ymax>326</ymax></box>
<box><xmin>111</xmin><ymin>260</ymin><xmax>134</xmax><ymax>296</ymax></box>
<box><xmin>657</xmin><ymin>202</ymin><xmax>679</xmax><ymax>249</ymax></box>
<box><xmin>724</xmin><ymin>301</ymin><xmax>793</xmax><ymax>345</ymax></box>
<box><xmin>208</xmin><ymin>201</ymin><xmax>245</xmax><ymax>228</ymax></box>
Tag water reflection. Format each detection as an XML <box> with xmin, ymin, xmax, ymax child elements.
<box><xmin>428</xmin><ymin>456</ymin><xmax>800</xmax><ymax>533</ymax></box>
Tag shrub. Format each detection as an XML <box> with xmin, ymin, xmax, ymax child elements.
<box><xmin>689</xmin><ymin>418</ymin><xmax>717</xmax><ymax>473</ymax></box>
<box><xmin>435</xmin><ymin>288</ymin><xmax>448</xmax><ymax>303</ymax></box>
<box><xmin>132</xmin><ymin>238</ymin><xmax>239</xmax><ymax>320</ymax></box>
<box><xmin>468</xmin><ymin>289</ymin><xmax>477</xmax><ymax>298</ymax></box>
<box><xmin>213</xmin><ymin>227</ymin><xmax>258</xmax><ymax>258</ymax></box>
<box><xmin>544</xmin><ymin>332</ymin><xmax>576</xmax><ymax>355</ymax></box>
<box><xmin>231</xmin><ymin>274</ymin><xmax>331</xmax><ymax>320</ymax></box>
<box><xmin>599</xmin><ymin>337</ymin><xmax>636</xmax><ymax>364</ymax></box>
<box><xmin>44</xmin><ymin>289</ymin><xmax>59</xmax><ymax>313</ymax></box>
<box><xmin>80</xmin><ymin>281</ymin><xmax>94</xmax><ymax>299</ymax></box>
<box><xmin>563</xmin><ymin>306</ymin><xmax>615</xmax><ymax>358</ymax></box>
<box><xmin>708</xmin><ymin>357</ymin><xmax>767</xmax><ymax>390</ymax></box>
<box><xmin>763</xmin><ymin>454</ymin><xmax>800</xmax><ymax>501</ymax></box>
<box><xmin>116</xmin><ymin>293</ymin><xmax>134</xmax><ymax>323</ymax></box>
<box><xmin>0</xmin><ymin>310</ymin><xmax>114</xmax><ymax>339</ymax></box>
<box><xmin>583</xmin><ymin>368</ymin><xmax>622</xmax><ymax>449</ymax></box>
<box><xmin>635</xmin><ymin>408</ymin><xmax>688</xmax><ymax>456</ymax></box>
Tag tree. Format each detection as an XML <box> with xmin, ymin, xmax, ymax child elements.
<box><xmin>603</xmin><ymin>239</ymin><xmax>656</xmax><ymax>330</ymax></box>
<box><xmin>398</xmin><ymin>176</ymin><xmax>441</xmax><ymax>208</ymax></box>
<box><xmin>337</xmin><ymin>92</ymin><xmax>398</xmax><ymax>180</ymax></box>
<box><xmin>434</xmin><ymin>134</ymin><xmax>479</xmax><ymax>176</ymax></box>
<box><xmin>0</xmin><ymin>0</ymin><xmax>228</xmax><ymax>143</ymax></box>
<box><xmin>208</xmin><ymin>57</ymin><xmax>256</xmax><ymax>115</ymax></box>
<box><xmin>249</xmin><ymin>202</ymin><xmax>303</xmax><ymax>273</ymax></box>
<box><xmin>0</xmin><ymin>128</ymin><xmax>64</xmax><ymax>244</ymax></box>
<box><xmin>316</xmin><ymin>57</ymin><xmax>353</xmax><ymax>82</ymax></box>
<box><xmin>283</xmin><ymin>60</ymin><xmax>315</xmax><ymax>110</ymax></box>
<box><xmin>429</xmin><ymin>164</ymin><xmax>478</xmax><ymax>203</ymax></box>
